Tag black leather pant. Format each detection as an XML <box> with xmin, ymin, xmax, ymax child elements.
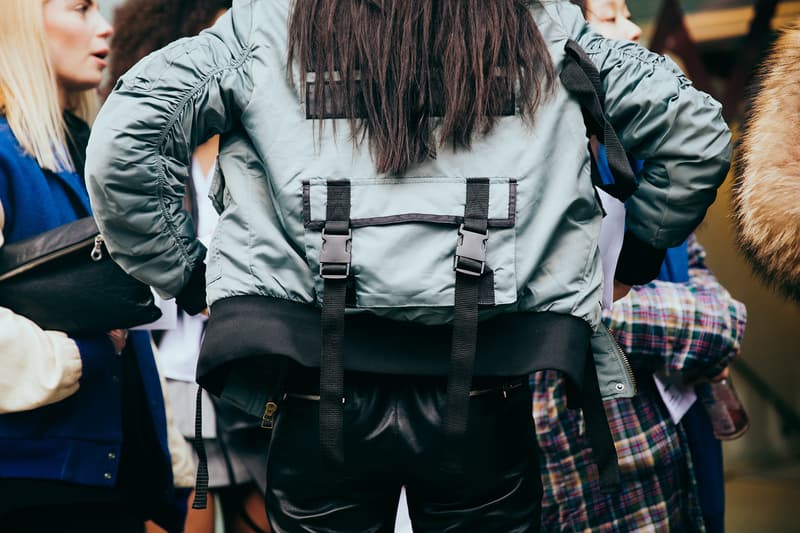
<box><xmin>266</xmin><ymin>370</ymin><xmax>542</xmax><ymax>532</ymax></box>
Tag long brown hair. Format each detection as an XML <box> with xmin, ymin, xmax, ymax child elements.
<box><xmin>288</xmin><ymin>0</ymin><xmax>557</xmax><ymax>174</ymax></box>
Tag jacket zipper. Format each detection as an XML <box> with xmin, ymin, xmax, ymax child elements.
<box><xmin>260</xmin><ymin>401</ymin><xmax>279</xmax><ymax>429</ymax></box>
<box><xmin>607</xmin><ymin>327</ymin><xmax>637</xmax><ymax>393</ymax></box>
<box><xmin>0</xmin><ymin>235</ymin><xmax>100</xmax><ymax>282</ymax></box>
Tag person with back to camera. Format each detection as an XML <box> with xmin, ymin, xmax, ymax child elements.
<box><xmin>103</xmin><ymin>1</ymin><xmax>270</xmax><ymax>532</ymax></box>
<box><xmin>86</xmin><ymin>0</ymin><xmax>732</xmax><ymax>530</ymax></box>
<box><xmin>0</xmin><ymin>1</ymin><xmax>187</xmax><ymax>532</ymax></box>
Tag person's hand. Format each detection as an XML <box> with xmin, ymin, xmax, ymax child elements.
<box><xmin>684</xmin><ymin>366</ymin><xmax>730</xmax><ymax>386</ymax></box>
<box><xmin>107</xmin><ymin>329</ymin><xmax>128</xmax><ymax>355</ymax></box>
<box><xmin>613</xmin><ymin>281</ymin><xmax>632</xmax><ymax>301</ymax></box>
<box><xmin>200</xmin><ymin>307</ymin><xmax>209</xmax><ymax>317</ymax></box>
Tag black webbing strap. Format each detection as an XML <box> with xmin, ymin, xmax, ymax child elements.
<box><xmin>560</xmin><ymin>39</ymin><xmax>637</xmax><ymax>202</ymax></box>
<box><xmin>580</xmin><ymin>348</ymin><xmax>622</xmax><ymax>492</ymax></box>
<box><xmin>443</xmin><ymin>179</ymin><xmax>490</xmax><ymax>468</ymax></box>
<box><xmin>319</xmin><ymin>180</ymin><xmax>352</xmax><ymax>465</ymax></box>
<box><xmin>191</xmin><ymin>386</ymin><xmax>210</xmax><ymax>509</ymax></box>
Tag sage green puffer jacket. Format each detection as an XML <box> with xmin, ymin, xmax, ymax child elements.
<box><xmin>86</xmin><ymin>0</ymin><xmax>730</xmax><ymax>394</ymax></box>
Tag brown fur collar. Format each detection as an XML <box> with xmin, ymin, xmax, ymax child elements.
<box><xmin>733</xmin><ymin>22</ymin><xmax>800</xmax><ymax>302</ymax></box>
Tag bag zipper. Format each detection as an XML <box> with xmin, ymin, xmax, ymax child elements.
<box><xmin>90</xmin><ymin>235</ymin><xmax>104</xmax><ymax>261</ymax></box>
<box><xmin>607</xmin><ymin>326</ymin><xmax>637</xmax><ymax>393</ymax></box>
<box><xmin>0</xmin><ymin>234</ymin><xmax>100</xmax><ymax>282</ymax></box>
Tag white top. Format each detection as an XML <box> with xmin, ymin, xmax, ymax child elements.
<box><xmin>597</xmin><ymin>189</ymin><xmax>625</xmax><ymax>310</ymax></box>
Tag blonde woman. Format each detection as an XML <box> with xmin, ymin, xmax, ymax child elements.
<box><xmin>0</xmin><ymin>2</ymin><xmax>185</xmax><ymax>532</ymax></box>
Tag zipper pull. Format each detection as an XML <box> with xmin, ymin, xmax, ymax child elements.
<box><xmin>261</xmin><ymin>401</ymin><xmax>279</xmax><ymax>429</ymax></box>
<box><xmin>90</xmin><ymin>235</ymin><xmax>103</xmax><ymax>261</ymax></box>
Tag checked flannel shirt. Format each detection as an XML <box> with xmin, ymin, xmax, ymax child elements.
<box><xmin>532</xmin><ymin>236</ymin><xmax>747</xmax><ymax>532</ymax></box>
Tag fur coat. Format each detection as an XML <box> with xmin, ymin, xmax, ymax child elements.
<box><xmin>734</xmin><ymin>22</ymin><xmax>800</xmax><ymax>302</ymax></box>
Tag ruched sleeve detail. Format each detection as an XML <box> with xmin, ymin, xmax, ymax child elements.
<box><xmin>86</xmin><ymin>2</ymin><xmax>256</xmax><ymax>299</ymax></box>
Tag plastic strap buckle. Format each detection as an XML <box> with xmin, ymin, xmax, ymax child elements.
<box><xmin>319</xmin><ymin>228</ymin><xmax>352</xmax><ymax>279</ymax></box>
<box><xmin>453</xmin><ymin>224</ymin><xmax>488</xmax><ymax>277</ymax></box>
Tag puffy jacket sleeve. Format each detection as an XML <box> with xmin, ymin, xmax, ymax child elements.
<box><xmin>85</xmin><ymin>3</ymin><xmax>256</xmax><ymax>313</ymax></box>
<box><xmin>0</xmin><ymin>204</ymin><xmax>83</xmax><ymax>414</ymax></box>
<box><xmin>552</xmin><ymin>2</ymin><xmax>731</xmax><ymax>283</ymax></box>
<box><xmin>605</xmin><ymin>236</ymin><xmax>747</xmax><ymax>379</ymax></box>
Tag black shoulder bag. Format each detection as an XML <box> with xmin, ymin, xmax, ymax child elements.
<box><xmin>0</xmin><ymin>217</ymin><xmax>161</xmax><ymax>334</ymax></box>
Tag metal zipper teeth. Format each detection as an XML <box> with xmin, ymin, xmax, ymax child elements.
<box><xmin>0</xmin><ymin>236</ymin><xmax>98</xmax><ymax>282</ymax></box>
<box><xmin>608</xmin><ymin>327</ymin><xmax>638</xmax><ymax>393</ymax></box>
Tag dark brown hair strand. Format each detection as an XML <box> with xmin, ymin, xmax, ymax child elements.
<box><xmin>288</xmin><ymin>0</ymin><xmax>557</xmax><ymax>174</ymax></box>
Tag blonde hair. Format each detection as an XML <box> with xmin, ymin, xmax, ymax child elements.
<box><xmin>0</xmin><ymin>0</ymin><xmax>98</xmax><ymax>171</ymax></box>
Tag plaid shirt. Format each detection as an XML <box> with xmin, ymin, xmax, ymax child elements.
<box><xmin>532</xmin><ymin>236</ymin><xmax>747</xmax><ymax>532</ymax></box>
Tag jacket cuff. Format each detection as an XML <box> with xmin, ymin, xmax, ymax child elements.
<box><xmin>614</xmin><ymin>231</ymin><xmax>667</xmax><ymax>285</ymax></box>
<box><xmin>176</xmin><ymin>263</ymin><xmax>207</xmax><ymax>315</ymax></box>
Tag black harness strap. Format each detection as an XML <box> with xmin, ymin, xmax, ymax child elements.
<box><xmin>443</xmin><ymin>179</ymin><xmax>490</xmax><ymax>466</ymax></box>
<box><xmin>580</xmin><ymin>347</ymin><xmax>622</xmax><ymax>492</ymax></box>
<box><xmin>561</xmin><ymin>39</ymin><xmax>627</xmax><ymax>492</ymax></box>
<box><xmin>560</xmin><ymin>39</ymin><xmax>637</xmax><ymax>202</ymax></box>
<box><xmin>319</xmin><ymin>180</ymin><xmax>352</xmax><ymax>464</ymax></box>
<box><xmin>191</xmin><ymin>386</ymin><xmax>210</xmax><ymax>509</ymax></box>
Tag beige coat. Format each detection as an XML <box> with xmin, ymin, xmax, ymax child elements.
<box><xmin>0</xmin><ymin>203</ymin><xmax>83</xmax><ymax>413</ymax></box>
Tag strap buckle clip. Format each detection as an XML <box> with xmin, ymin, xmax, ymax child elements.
<box><xmin>319</xmin><ymin>228</ymin><xmax>352</xmax><ymax>279</ymax></box>
<box><xmin>453</xmin><ymin>224</ymin><xmax>488</xmax><ymax>277</ymax></box>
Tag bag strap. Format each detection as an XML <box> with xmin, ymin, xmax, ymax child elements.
<box><xmin>442</xmin><ymin>178</ymin><xmax>490</xmax><ymax>471</ymax></box>
<box><xmin>560</xmin><ymin>39</ymin><xmax>638</xmax><ymax>202</ymax></box>
<box><xmin>192</xmin><ymin>386</ymin><xmax>210</xmax><ymax>509</ymax></box>
<box><xmin>560</xmin><ymin>40</ymin><xmax>629</xmax><ymax>491</ymax></box>
<box><xmin>318</xmin><ymin>180</ymin><xmax>352</xmax><ymax>464</ymax></box>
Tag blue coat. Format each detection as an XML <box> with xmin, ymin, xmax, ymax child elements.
<box><xmin>0</xmin><ymin>116</ymin><xmax>182</xmax><ymax>526</ymax></box>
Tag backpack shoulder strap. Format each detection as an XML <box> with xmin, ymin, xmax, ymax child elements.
<box><xmin>560</xmin><ymin>39</ymin><xmax>638</xmax><ymax>202</ymax></box>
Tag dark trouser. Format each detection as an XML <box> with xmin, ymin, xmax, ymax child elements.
<box><xmin>266</xmin><ymin>370</ymin><xmax>542</xmax><ymax>533</ymax></box>
<box><xmin>683</xmin><ymin>401</ymin><xmax>725</xmax><ymax>533</ymax></box>
<box><xmin>1</xmin><ymin>503</ymin><xmax>144</xmax><ymax>533</ymax></box>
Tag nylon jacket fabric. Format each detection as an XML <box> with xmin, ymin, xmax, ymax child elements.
<box><xmin>86</xmin><ymin>1</ymin><xmax>730</xmax><ymax>368</ymax></box>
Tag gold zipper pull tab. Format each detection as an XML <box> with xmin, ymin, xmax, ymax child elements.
<box><xmin>261</xmin><ymin>401</ymin><xmax>279</xmax><ymax>429</ymax></box>
<box><xmin>90</xmin><ymin>235</ymin><xmax>103</xmax><ymax>261</ymax></box>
